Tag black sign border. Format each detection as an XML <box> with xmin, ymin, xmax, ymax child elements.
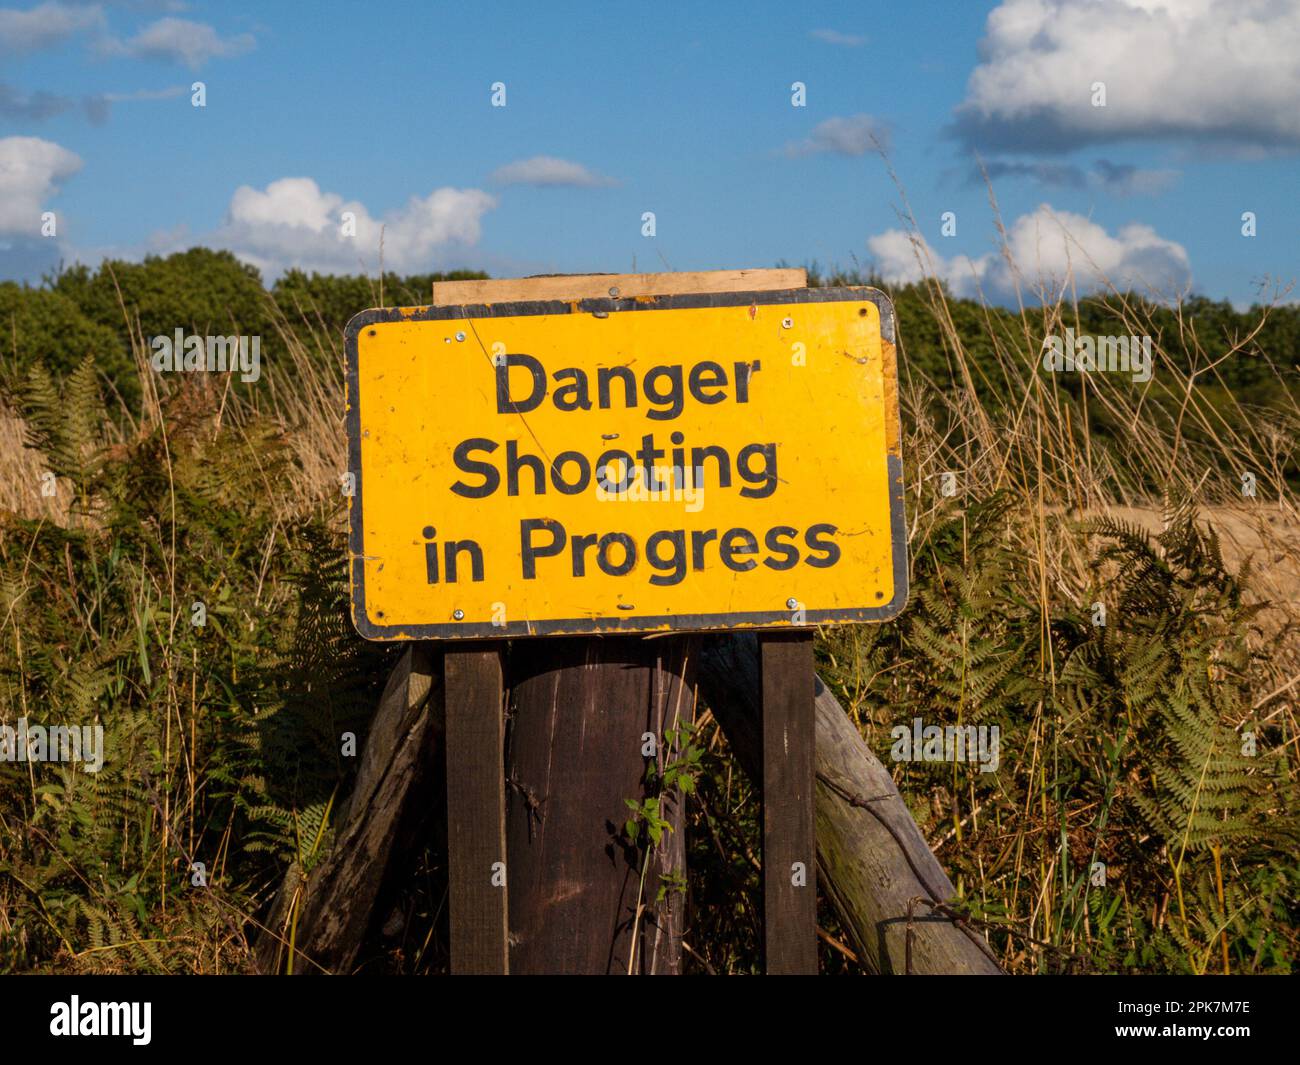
<box><xmin>344</xmin><ymin>286</ymin><xmax>908</xmax><ymax>641</ymax></box>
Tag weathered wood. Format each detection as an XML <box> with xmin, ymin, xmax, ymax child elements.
<box><xmin>701</xmin><ymin>634</ymin><xmax>1004</xmax><ymax>975</ymax></box>
<box><xmin>443</xmin><ymin>645</ymin><xmax>508</xmax><ymax>974</ymax></box>
<box><xmin>259</xmin><ymin>630</ymin><xmax>1001</xmax><ymax>976</ymax></box>
<box><xmin>760</xmin><ymin>632</ymin><xmax>817</xmax><ymax>974</ymax></box>
<box><xmin>432</xmin><ymin>268</ymin><xmax>807</xmax><ymax>306</ymax></box>
<box><xmin>504</xmin><ymin>635</ymin><xmax>696</xmax><ymax>974</ymax></box>
<box><xmin>255</xmin><ymin>645</ymin><xmax>440</xmax><ymax>975</ymax></box>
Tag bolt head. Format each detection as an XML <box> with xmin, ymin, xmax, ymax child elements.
<box><xmin>455</xmin><ymin>331</ymin><xmax>466</xmax><ymax>342</ymax></box>
<box><xmin>786</xmin><ymin>597</ymin><xmax>798</xmax><ymax>610</ymax></box>
<box><xmin>452</xmin><ymin>609</ymin><xmax>465</xmax><ymax>621</ymax></box>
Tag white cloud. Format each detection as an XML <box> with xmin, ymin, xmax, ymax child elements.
<box><xmin>209</xmin><ymin>176</ymin><xmax>497</xmax><ymax>276</ymax></box>
<box><xmin>0</xmin><ymin>136</ymin><xmax>83</xmax><ymax>234</ymax></box>
<box><xmin>953</xmin><ymin>0</ymin><xmax>1300</xmax><ymax>152</ymax></box>
<box><xmin>867</xmin><ymin>228</ymin><xmax>943</xmax><ymax>287</ymax></box>
<box><xmin>809</xmin><ymin>28</ymin><xmax>866</xmax><ymax>46</ymax></box>
<box><xmin>100</xmin><ymin>17</ymin><xmax>254</xmax><ymax>69</ymax></box>
<box><xmin>0</xmin><ymin>2</ymin><xmax>104</xmax><ymax>55</ymax></box>
<box><xmin>490</xmin><ymin>155</ymin><xmax>617</xmax><ymax>188</ymax></box>
<box><xmin>785</xmin><ymin>114</ymin><xmax>888</xmax><ymax>157</ymax></box>
<box><xmin>868</xmin><ymin>204</ymin><xmax>1191</xmax><ymax>301</ymax></box>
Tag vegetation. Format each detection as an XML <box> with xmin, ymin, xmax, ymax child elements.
<box><xmin>0</xmin><ymin>244</ymin><xmax>1296</xmax><ymax>973</ymax></box>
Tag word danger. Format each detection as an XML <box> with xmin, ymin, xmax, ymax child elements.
<box><xmin>451</xmin><ymin>353</ymin><xmax>774</xmax><ymax>500</ymax></box>
<box><xmin>495</xmin><ymin>352</ymin><xmax>762</xmax><ymax>418</ymax></box>
<box><xmin>422</xmin><ymin>521</ymin><xmax>842</xmax><ymax>586</ymax></box>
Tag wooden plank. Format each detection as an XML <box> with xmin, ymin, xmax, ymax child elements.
<box><xmin>443</xmin><ymin>644</ymin><xmax>509</xmax><ymax>974</ymax></box>
<box><xmin>254</xmin><ymin>645</ymin><xmax>441</xmax><ymax>974</ymax></box>
<box><xmin>760</xmin><ymin>631</ymin><xmax>818</xmax><ymax>974</ymax></box>
<box><xmin>700</xmin><ymin>634</ymin><xmax>1003</xmax><ymax>975</ymax></box>
<box><xmin>432</xmin><ymin>268</ymin><xmax>806</xmax><ymax>306</ymax></box>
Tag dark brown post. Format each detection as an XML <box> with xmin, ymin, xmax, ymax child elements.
<box><xmin>443</xmin><ymin>644</ymin><xmax>509</xmax><ymax>974</ymax></box>
<box><xmin>760</xmin><ymin>631</ymin><xmax>817</xmax><ymax>974</ymax></box>
<box><xmin>504</xmin><ymin>635</ymin><xmax>696</xmax><ymax>974</ymax></box>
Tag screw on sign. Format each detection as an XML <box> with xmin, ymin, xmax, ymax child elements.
<box><xmin>344</xmin><ymin>270</ymin><xmax>908</xmax><ymax>974</ymax></box>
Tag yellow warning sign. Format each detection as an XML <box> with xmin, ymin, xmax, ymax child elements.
<box><xmin>345</xmin><ymin>288</ymin><xmax>906</xmax><ymax>640</ymax></box>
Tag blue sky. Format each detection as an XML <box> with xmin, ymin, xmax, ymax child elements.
<box><xmin>2</xmin><ymin>0</ymin><xmax>1296</xmax><ymax>307</ymax></box>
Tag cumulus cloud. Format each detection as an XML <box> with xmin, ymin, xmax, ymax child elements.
<box><xmin>0</xmin><ymin>136</ymin><xmax>83</xmax><ymax>235</ymax></box>
<box><xmin>489</xmin><ymin>155</ymin><xmax>617</xmax><ymax>188</ymax></box>
<box><xmin>809</xmin><ymin>28</ymin><xmax>866</xmax><ymax>46</ymax></box>
<box><xmin>868</xmin><ymin>204</ymin><xmax>1191</xmax><ymax>301</ymax></box>
<box><xmin>100</xmin><ymin>17</ymin><xmax>254</xmax><ymax>69</ymax></box>
<box><xmin>953</xmin><ymin>0</ymin><xmax>1300</xmax><ymax>152</ymax></box>
<box><xmin>785</xmin><ymin>114</ymin><xmax>888</xmax><ymax>157</ymax></box>
<box><xmin>0</xmin><ymin>2</ymin><xmax>104</xmax><ymax>55</ymax></box>
<box><xmin>209</xmin><ymin>176</ymin><xmax>497</xmax><ymax>276</ymax></box>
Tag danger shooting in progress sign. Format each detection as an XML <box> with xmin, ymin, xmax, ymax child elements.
<box><xmin>345</xmin><ymin>287</ymin><xmax>906</xmax><ymax>640</ymax></box>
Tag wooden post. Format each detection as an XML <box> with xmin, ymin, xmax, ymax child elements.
<box><xmin>760</xmin><ymin>631</ymin><xmax>818</xmax><ymax>974</ymax></box>
<box><xmin>422</xmin><ymin>272</ymin><xmax>776</xmax><ymax>976</ymax></box>
<box><xmin>504</xmin><ymin>635</ymin><xmax>696</xmax><ymax>975</ymax></box>
<box><xmin>442</xmin><ymin>644</ymin><xmax>509</xmax><ymax>974</ymax></box>
<box><xmin>411</xmin><ymin>270</ymin><xmax>841</xmax><ymax>975</ymax></box>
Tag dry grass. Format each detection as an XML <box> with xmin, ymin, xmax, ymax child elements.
<box><xmin>822</xmin><ymin>205</ymin><xmax>1300</xmax><ymax>970</ymax></box>
<box><xmin>0</xmin><ymin>403</ymin><xmax>76</xmax><ymax>524</ymax></box>
<box><xmin>1</xmin><ymin>220</ymin><xmax>1296</xmax><ymax>974</ymax></box>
